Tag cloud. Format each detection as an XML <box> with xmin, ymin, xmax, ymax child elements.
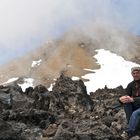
<box><xmin>0</xmin><ymin>0</ymin><xmax>140</xmax><ymax>64</ymax></box>
<box><xmin>111</xmin><ymin>0</ymin><xmax>140</xmax><ymax>34</ymax></box>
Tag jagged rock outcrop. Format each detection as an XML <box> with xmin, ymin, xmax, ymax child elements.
<box><xmin>49</xmin><ymin>74</ymin><xmax>94</xmax><ymax>114</ymax></box>
<box><xmin>0</xmin><ymin>74</ymin><xmax>139</xmax><ymax>140</ymax></box>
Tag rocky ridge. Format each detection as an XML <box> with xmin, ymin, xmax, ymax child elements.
<box><xmin>0</xmin><ymin>74</ymin><xmax>140</xmax><ymax>140</ymax></box>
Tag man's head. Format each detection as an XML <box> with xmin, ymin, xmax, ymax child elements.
<box><xmin>131</xmin><ymin>66</ymin><xmax>140</xmax><ymax>81</ymax></box>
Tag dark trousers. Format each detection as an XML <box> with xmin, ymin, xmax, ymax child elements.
<box><xmin>124</xmin><ymin>103</ymin><xmax>140</xmax><ymax>132</ymax></box>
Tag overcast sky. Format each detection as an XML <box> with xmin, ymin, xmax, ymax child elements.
<box><xmin>0</xmin><ymin>0</ymin><xmax>140</xmax><ymax>64</ymax></box>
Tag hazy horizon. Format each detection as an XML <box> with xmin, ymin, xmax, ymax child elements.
<box><xmin>0</xmin><ymin>0</ymin><xmax>140</xmax><ymax>64</ymax></box>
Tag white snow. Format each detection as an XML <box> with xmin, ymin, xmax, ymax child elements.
<box><xmin>18</xmin><ymin>78</ymin><xmax>34</xmax><ymax>92</ymax></box>
<box><xmin>0</xmin><ymin>77</ymin><xmax>34</xmax><ymax>92</ymax></box>
<box><xmin>82</xmin><ymin>49</ymin><xmax>140</xmax><ymax>93</ymax></box>
<box><xmin>0</xmin><ymin>77</ymin><xmax>19</xmax><ymax>85</ymax></box>
<box><xmin>72</xmin><ymin>76</ymin><xmax>80</xmax><ymax>80</ymax></box>
<box><xmin>48</xmin><ymin>83</ymin><xmax>54</xmax><ymax>91</ymax></box>
<box><xmin>31</xmin><ymin>59</ymin><xmax>42</xmax><ymax>68</ymax></box>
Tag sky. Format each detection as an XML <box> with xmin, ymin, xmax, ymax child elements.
<box><xmin>0</xmin><ymin>0</ymin><xmax>140</xmax><ymax>64</ymax></box>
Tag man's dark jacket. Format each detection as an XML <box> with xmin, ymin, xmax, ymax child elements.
<box><xmin>126</xmin><ymin>80</ymin><xmax>140</xmax><ymax>106</ymax></box>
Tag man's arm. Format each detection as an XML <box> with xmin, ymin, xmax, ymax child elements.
<box><xmin>119</xmin><ymin>95</ymin><xmax>134</xmax><ymax>103</ymax></box>
<box><xmin>119</xmin><ymin>83</ymin><xmax>133</xmax><ymax>104</ymax></box>
<box><xmin>133</xmin><ymin>97</ymin><xmax>140</xmax><ymax>103</ymax></box>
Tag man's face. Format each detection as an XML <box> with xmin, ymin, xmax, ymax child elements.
<box><xmin>131</xmin><ymin>70</ymin><xmax>140</xmax><ymax>81</ymax></box>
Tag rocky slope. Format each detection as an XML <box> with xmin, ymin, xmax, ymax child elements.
<box><xmin>0</xmin><ymin>74</ymin><xmax>140</xmax><ymax>140</ymax></box>
<box><xmin>0</xmin><ymin>26</ymin><xmax>140</xmax><ymax>88</ymax></box>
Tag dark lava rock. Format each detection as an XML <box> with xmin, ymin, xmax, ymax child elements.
<box><xmin>0</xmin><ymin>74</ymin><xmax>139</xmax><ymax>140</ymax></box>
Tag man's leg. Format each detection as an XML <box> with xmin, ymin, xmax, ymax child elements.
<box><xmin>124</xmin><ymin>103</ymin><xmax>133</xmax><ymax>123</ymax></box>
<box><xmin>128</xmin><ymin>107</ymin><xmax>140</xmax><ymax>134</ymax></box>
<box><xmin>121</xmin><ymin>103</ymin><xmax>137</xmax><ymax>139</ymax></box>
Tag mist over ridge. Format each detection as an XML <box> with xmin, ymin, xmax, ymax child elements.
<box><xmin>0</xmin><ymin>0</ymin><xmax>140</xmax><ymax>65</ymax></box>
<box><xmin>0</xmin><ymin>22</ymin><xmax>140</xmax><ymax>88</ymax></box>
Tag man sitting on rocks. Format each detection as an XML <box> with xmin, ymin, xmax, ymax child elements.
<box><xmin>119</xmin><ymin>66</ymin><xmax>140</xmax><ymax>139</ymax></box>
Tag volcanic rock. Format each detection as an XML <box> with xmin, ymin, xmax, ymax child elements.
<box><xmin>0</xmin><ymin>74</ymin><xmax>139</xmax><ymax>140</ymax></box>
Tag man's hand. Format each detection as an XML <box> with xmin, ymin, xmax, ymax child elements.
<box><xmin>119</xmin><ymin>95</ymin><xmax>134</xmax><ymax>103</ymax></box>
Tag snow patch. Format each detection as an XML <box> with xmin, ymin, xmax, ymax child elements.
<box><xmin>0</xmin><ymin>77</ymin><xmax>19</xmax><ymax>85</ymax></box>
<box><xmin>31</xmin><ymin>59</ymin><xmax>42</xmax><ymax>68</ymax></box>
<box><xmin>18</xmin><ymin>78</ymin><xmax>34</xmax><ymax>92</ymax></box>
<box><xmin>82</xmin><ymin>49</ymin><xmax>140</xmax><ymax>93</ymax></box>
<box><xmin>72</xmin><ymin>76</ymin><xmax>80</xmax><ymax>80</ymax></box>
